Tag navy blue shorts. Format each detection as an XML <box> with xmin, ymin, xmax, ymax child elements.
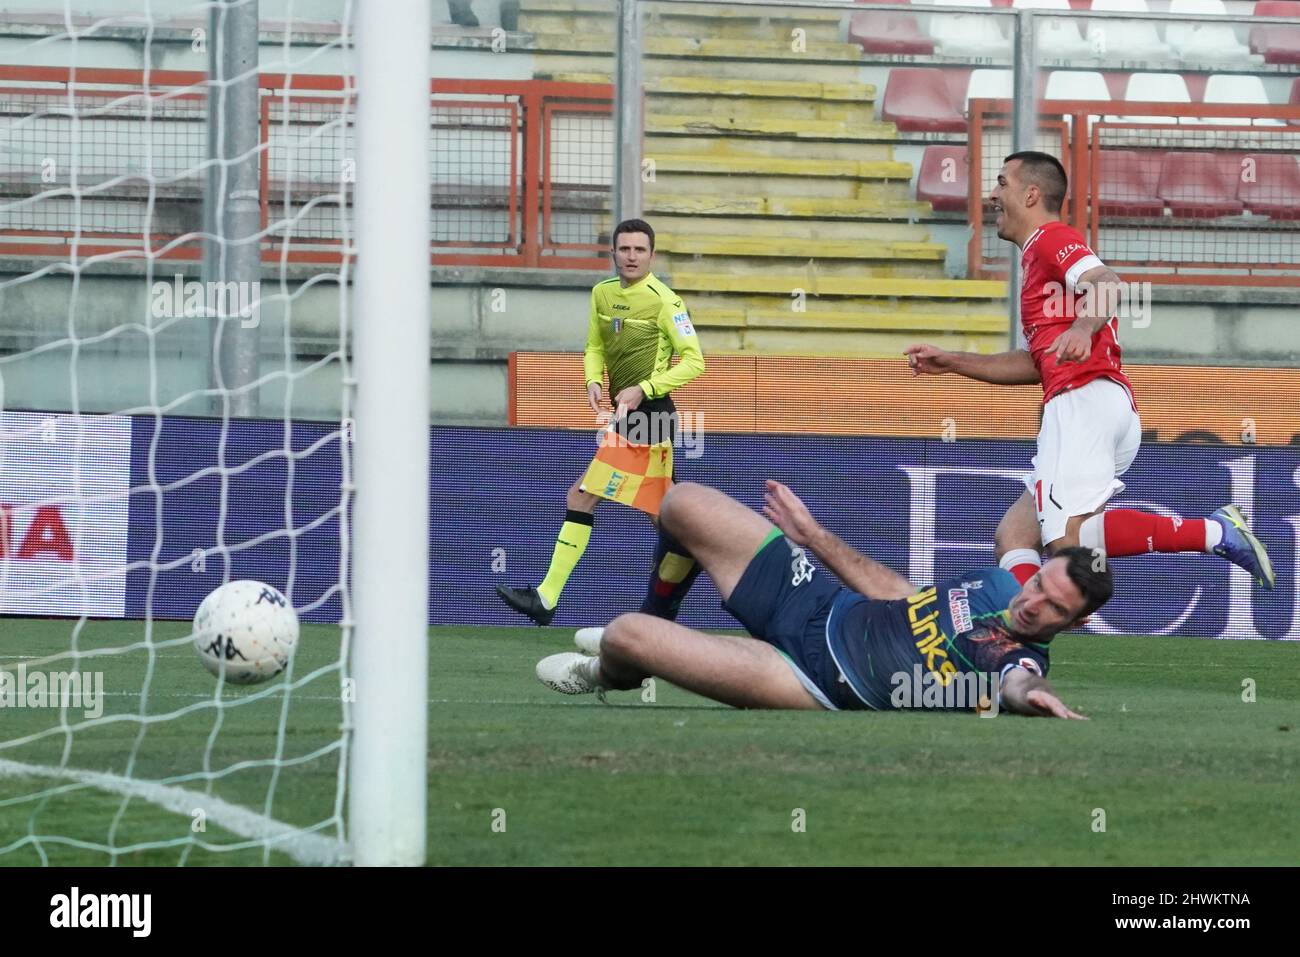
<box><xmin>721</xmin><ymin>532</ymin><xmax>860</xmax><ymax>710</ymax></box>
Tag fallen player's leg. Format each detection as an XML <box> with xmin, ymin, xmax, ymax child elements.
<box><xmin>599</xmin><ymin>613</ymin><xmax>823</xmax><ymax>709</ymax></box>
<box><xmin>538</xmin><ymin>481</ymin><xmax>850</xmax><ymax>710</ymax></box>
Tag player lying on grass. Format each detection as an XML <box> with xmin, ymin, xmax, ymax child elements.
<box><xmin>536</xmin><ymin>481</ymin><xmax>1111</xmax><ymax>717</ymax></box>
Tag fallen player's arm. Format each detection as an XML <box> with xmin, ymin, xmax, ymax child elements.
<box><xmin>904</xmin><ymin>344</ymin><xmax>1041</xmax><ymax>385</ymax></box>
<box><xmin>808</xmin><ymin>526</ymin><xmax>919</xmax><ymax>600</ymax></box>
<box><xmin>999</xmin><ymin>667</ymin><xmax>1088</xmax><ymax>720</ymax></box>
<box><xmin>762</xmin><ymin>480</ymin><xmax>917</xmax><ymax>600</ymax></box>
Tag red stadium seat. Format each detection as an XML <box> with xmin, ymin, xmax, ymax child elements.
<box><xmin>1292</xmin><ymin>77</ymin><xmax>1300</xmax><ymax>125</ymax></box>
<box><xmin>917</xmin><ymin>145</ymin><xmax>970</xmax><ymax>213</ymax></box>
<box><xmin>1250</xmin><ymin>1</ymin><xmax>1300</xmax><ymax>65</ymax></box>
<box><xmin>1237</xmin><ymin>153</ymin><xmax>1300</xmax><ymax>219</ymax></box>
<box><xmin>849</xmin><ymin>0</ymin><xmax>936</xmax><ymax>56</ymax></box>
<box><xmin>880</xmin><ymin>68</ymin><xmax>970</xmax><ymax>133</ymax></box>
<box><xmin>1096</xmin><ymin>150</ymin><xmax>1165</xmax><ymax>216</ymax></box>
<box><xmin>1158</xmin><ymin>152</ymin><xmax>1245</xmax><ymax>217</ymax></box>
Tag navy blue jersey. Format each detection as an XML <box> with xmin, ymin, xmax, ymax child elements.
<box><xmin>825</xmin><ymin>567</ymin><xmax>1050</xmax><ymax>711</ymax></box>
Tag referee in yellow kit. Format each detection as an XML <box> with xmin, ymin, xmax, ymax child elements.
<box><xmin>497</xmin><ymin>219</ymin><xmax>706</xmax><ymax>625</ymax></box>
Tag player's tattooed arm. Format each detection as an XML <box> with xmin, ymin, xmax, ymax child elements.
<box><xmin>904</xmin><ymin>344</ymin><xmax>1041</xmax><ymax>385</ymax></box>
<box><xmin>1051</xmin><ymin>264</ymin><xmax>1125</xmax><ymax>364</ymax></box>
<box><xmin>1000</xmin><ymin>667</ymin><xmax>1087</xmax><ymax>720</ymax></box>
<box><xmin>1068</xmin><ymin>264</ymin><xmax>1124</xmax><ymax>336</ymax></box>
<box><xmin>763</xmin><ymin>480</ymin><xmax>918</xmax><ymax>600</ymax></box>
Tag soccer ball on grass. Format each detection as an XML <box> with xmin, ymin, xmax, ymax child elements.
<box><xmin>192</xmin><ymin>580</ymin><xmax>300</xmax><ymax>685</ymax></box>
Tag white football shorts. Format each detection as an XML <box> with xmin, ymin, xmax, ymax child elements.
<box><xmin>1023</xmin><ymin>376</ymin><xmax>1142</xmax><ymax>545</ymax></box>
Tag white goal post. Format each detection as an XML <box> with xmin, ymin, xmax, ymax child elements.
<box><xmin>349</xmin><ymin>0</ymin><xmax>432</xmax><ymax>867</ymax></box>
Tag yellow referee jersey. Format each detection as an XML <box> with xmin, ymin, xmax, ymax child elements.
<box><xmin>583</xmin><ymin>272</ymin><xmax>705</xmax><ymax>401</ymax></box>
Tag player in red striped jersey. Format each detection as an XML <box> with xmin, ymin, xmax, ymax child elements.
<box><xmin>905</xmin><ymin>151</ymin><xmax>1274</xmax><ymax>590</ymax></box>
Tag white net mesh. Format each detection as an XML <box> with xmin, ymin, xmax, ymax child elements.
<box><xmin>0</xmin><ymin>0</ymin><xmax>357</xmax><ymax>865</ymax></box>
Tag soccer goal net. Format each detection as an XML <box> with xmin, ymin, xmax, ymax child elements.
<box><xmin>0</xmin><ymin>0</ymin><xmax>428</xmax><ymax>866</ymax></box>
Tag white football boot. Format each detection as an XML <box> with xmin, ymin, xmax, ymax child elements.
<box><xmin>574</xmin><ymin>627</ymin><xmax>604</xmax><ymax>656</ymax></box>
<box><xmin>536</xmin><ymin>652</ymin><xmax>605</xmax><ymax>700</ymax></box>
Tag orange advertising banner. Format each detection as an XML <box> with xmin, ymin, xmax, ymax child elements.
<box><xmin>511</xmin><ymin>353</ymin><xmax>1300</xmax><ymax>447</ymax></box>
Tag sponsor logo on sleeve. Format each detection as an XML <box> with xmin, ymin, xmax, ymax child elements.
<box><xmin>1056</xmin><ymin>242</ymin><xmax>1086</xmax><ymax>264</ymax></box>
<box><xmin>948</xmin><ymin>587</ymin><xmax>973</xmax><ymax>633</ymax></box>
<box><xmin>672</xmin><ymin>311</ymin><xmax>695</xmax><ymax>337</ymax></box>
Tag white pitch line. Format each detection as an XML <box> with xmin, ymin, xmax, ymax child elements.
<box><xmin>0</xmin><ymin>758</ymin><xmax>346</xmax><ymax>866</ymax></box>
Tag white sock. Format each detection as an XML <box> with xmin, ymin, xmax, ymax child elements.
<box><xmin>999</xmin><ymin>548</ymin><xmax>1042</xmax><ymax>573</ymax></box>
<box><xmin>1077</xmin><ymin>514</ymin><xmax>1106</xmax><ymax>552</ymax></box>
<box><xmin>581</xmin><ymin>656</ymin><xmax>608</xmax><ymax>689</ymax></box>
<box><xmin>1205</xmin><ymin>519</ymin><xmax>1223</xmax><ymax>551</ymax></box>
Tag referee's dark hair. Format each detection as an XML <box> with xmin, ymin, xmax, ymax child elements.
<box><xmin>1004</xmin><ymin>151</ymin><xmax>1068</xmax><ymax>214</ymax></box>
<box><xmin>612</xmin><ymin>218</ymin><xmax>655</xmax><ymax>252</ymax></box>
<box><xmin>1054</xmin><ymin>546</ymin><xmax>1114</xmax><ymax>619</ymax></box>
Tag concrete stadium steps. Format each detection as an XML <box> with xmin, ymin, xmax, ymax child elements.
<box><xmin>518</xmin><ymin>2</ymin><xmax>1000</xmax><ymax>352</ymax></box>
<box><xmin>644</xmin><ymin>193</ymin><xmax>931</xmax><ymax>220</ymax></box>
<box><xmin>533</xmin><ymin>54</ymin><xmax>869</xmax><ymax>85</ymax></box>
<box><xmin>690</xmin><ymin>309</ymin><xmax>1008</xmax><ymax>355</ymax></box>
<box><xmin>645</xmin><ymin>113</ymin><xmax>896</xmax><ymax>140</ymax></box>
<box><xmin>655</xmin><ymin>234</ymin><xmax>949</xmax><ymax>279</ymax></box>
<box><xmin>645</xmin><ymin>215</ymin><xmax>932</xmax><ymax>243</ymax></box>
<box><xmin>648</xmin><ymin>170</ymin><xmax>914</xmax><ymax>202</ymax></box>
<box><xmin>676</xmin><ymin>274</ymin><xmax>1005</xmax><ymax>307</ymax></box>
<box><xmin>656</xmin><ymin>234</ymin><xmax>945</xmax><ymax>262</ymax></box>
<box><xmin>646</xmin><ymin>77</ymin><xmax>878</xmax><ymax>127</ymax></box>
<box><xmin>519</xmin><ymin>0</ymin><xmax>845</xmax><ymax>44</ymax></box>
<box><xmin>647</xmin><ymin>154</ymin><xmax>911</xmax><ymax>182</ymax></box>
<box><xmin>645</xmin><ymin>135</ymin><xmax>898</xmax><ymax>163</ymax></box>
<box><xmin>660</xmin><ymin>255</ymin><xmax>945</xmax><ymax>280</ymax></box>
<box><xmin>528</xmin><ymin>34</ymin><xmax>865</xmax><ymax>61</ymax></box>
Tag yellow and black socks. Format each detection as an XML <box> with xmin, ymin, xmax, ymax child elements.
<box><xmin>536</xmin><ymin>509</ymin><xmax>594</xmax><ymax>609</ymax></box>
<box><xmin>639</xmin><ymin>526</ymin><xmax>702</xmax><ymax>621</ymax></box>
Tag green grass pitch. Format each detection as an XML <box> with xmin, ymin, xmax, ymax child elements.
<box><xmin>0</xmin><ymin>620</ymin><xmax>1295</xmax><ymax>865</ymax></box>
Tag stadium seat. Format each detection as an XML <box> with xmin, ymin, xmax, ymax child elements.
<box><xmin>1166</xmin><ymin>0</ymin><xmax>1256</xmax><ymax>62</ymax></box>
<box><xmin>849</xmin><ymin>0</ymin><xmax>937</xmax><ymax>56</ymax></box>
<box><xmin>965</xmin><ymin>68</ymin><xmax>1014</xmax><ymax>108</ymax></box>
<box><xmin>1158</xmin><ymin>151</ymin><xmax>1246</xmax><ymax>216</ymax></box>
<box><xmin>1199</xmin><ymin>74</ymin><xmax>1285</xmax><ymax>126</ymax></box>
<box><xmin>1236</xmin><ymin>153</ymin><xmax>1300</xmax><ymax>219</ymax></box>
<box><xmin>1292</xmin><ymin>77</ymin><xmax>1300</xmax><ymax>125</ymax></box>
<box><xmin>1084</xmin><ymin>0</ymin><xmax>1173</xmax><ymax>60</ymax></box>
<box><xmin>917</xmin><ymin>145</ymin><xmax>970</xmax><ymax>212</ymax></box>
<box><xmin>1095</xmin><ymin>150</ymin><xmax>1166</xmax><ymax>216</ymax></box>
<box><xmin>1013</xmin><ymin>0</ymin><xmax>1097</xmax><ymax>58</ymax></box>
<box><xmin>925</xmin><ymin>0</ymin><xmax>1009</xmax><ymax>58</ymax></box>
<box><xmin>1250</xmin><ymin>1</ymin><xmax>1300</xmax><ymax>65</ymax></box>
<box><xmin>1044</xmin><ymin>69</ymin><xmax>1111</xmax><ymax>102</ymax></box>
<box><xmin>881</xmin><ymin>68</ymin><xmax>969</xmax><ymax>133</ymax></box>
<box><xmin>1109</xmin><ymin>72</ymin><xmax>1191</xmax><ymax>124</ymax></box>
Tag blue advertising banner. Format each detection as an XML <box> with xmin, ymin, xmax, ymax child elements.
<box><xmin>119</xmin><ymin>417</ymin><xmax>1299</xmax><ymax>640</ymax></box>
<box><xmin>442</xmin><ymin>427</ymin><xmax>1299</xmax><ymax>640</ymax></box>
<box><xmin>125</xmin><ymin>416</ymin><xmax>346</xmax><ymax>623</ymax></box>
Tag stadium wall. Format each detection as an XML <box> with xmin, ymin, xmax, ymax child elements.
<box><xmin>2</xmin><ymin>266</ymin><xmax>1298</xmax><ymax>426</ymax></box>
<box><xmin>7</xmin><ymin>413</ymin><xmax>1295</xmax><ymax>639</ymax></box>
